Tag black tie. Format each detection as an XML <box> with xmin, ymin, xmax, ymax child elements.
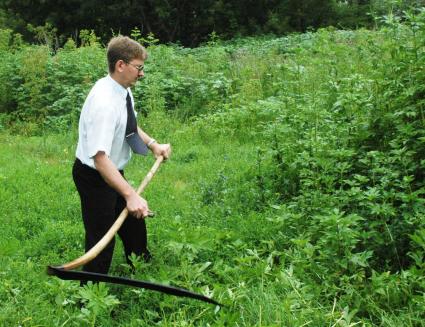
<box><xmin>125</xmin><ymin>92</ymin><xmax>148</xmax><ymax>155</ymax></box>
<box><xmin>126</xmin><ymin>92</ymin><xmax>137</xmax><ymax>135</ymax></box>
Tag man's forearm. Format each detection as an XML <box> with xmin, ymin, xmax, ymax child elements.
<box><xmin>137</xmin><ymin>127</ymin><xmax>155</xmax><ymax>147</ymax></box>
<box><xmin>94</xmin><ymin>152</ymin><xmax>135</xmax><ymax>199</ymax></box>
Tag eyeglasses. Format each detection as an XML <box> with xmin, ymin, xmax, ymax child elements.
<box><xmin>127</xmin><ymin>62</ymin><xmax>144</xmax><ymax>72</ymax></box>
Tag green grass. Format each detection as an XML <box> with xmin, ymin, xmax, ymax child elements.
<box><xmin>1</xmin><ymin>11</ymin><xmax>425</xmax><ymax>325</ymax></box>
<box><xmin>0</xmin><ymin>129</ymin><xmax>280</xmax><ymax>326</ymax></box>
<box><xmin>0</xmin><ymin>120</ymin><xmax>422</xmax><ymax>326</ymax></box>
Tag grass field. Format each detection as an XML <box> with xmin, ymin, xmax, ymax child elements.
<box><xmin>1</xmin><ymin>12</ymin><xmax>425</xmax><ymax>326</ymax></box>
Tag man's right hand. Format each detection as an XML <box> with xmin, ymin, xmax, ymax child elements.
<box><xmin>125</xmin><ymin>191</ymin><xmax>149</xmax><ymax>219</ymax></box>
<box><xmin>93</xmin><ymin>152</ymin><xmax>150</xmax><ymax>219</ymax></box>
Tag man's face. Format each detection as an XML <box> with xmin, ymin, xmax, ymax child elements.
<box><xmin>123</xmin><ymin>58</ymin><xmax>145</xmax><ymax>88</ymax></box>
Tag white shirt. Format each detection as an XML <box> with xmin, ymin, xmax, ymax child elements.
<box><xmin>76</xmin><ymin>75</ymin><xmax>137</xmax><ymax>170</ymax></box>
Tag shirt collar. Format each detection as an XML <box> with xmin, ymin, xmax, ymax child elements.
<box><xmin>106</xmin><ymin>74</ymin><xmax>130</xmax><ymax>99</ymax></box>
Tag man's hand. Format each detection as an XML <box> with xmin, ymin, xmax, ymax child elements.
<box><xmin>94</xmin><ymin>151</ymin><xmax>151</xmax><ymax>219</ymax></box>
<box><xmin>125</xmin><ymin>191</ymin><xmax>149</xmax><ymax>219</ymax></box>
<box><xmin>151</xmin><ymin>143</ymin><xmax>171</xmax><ymax>160</ymax></box>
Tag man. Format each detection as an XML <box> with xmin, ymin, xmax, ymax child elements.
<box><xmin>72</xmin><ymin>36</ymin><xmax>171</xmax><ymax>275</ymax></box>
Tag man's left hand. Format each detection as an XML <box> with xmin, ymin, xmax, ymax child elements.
<box><xmin>151</xmin><ymin>143</ymin><xmax>171</xmax><ymax>160</ymax></box>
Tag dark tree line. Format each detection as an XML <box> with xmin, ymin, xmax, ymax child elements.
<box><xmin>0</xmin><ymin>0</ymin><xmax>423</xmax><ymax>46</ymax></box>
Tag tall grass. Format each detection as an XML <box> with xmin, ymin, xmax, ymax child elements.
<box><xmin>0</xmin><ymin>8</ymin><xmax>424</xmax><ymax>326</ymax></box>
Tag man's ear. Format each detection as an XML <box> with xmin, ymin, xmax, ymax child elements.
<box><xmin>115</xmin><ymin>59</ymin><xmax>126</xmax><ymax>73</ymax></box>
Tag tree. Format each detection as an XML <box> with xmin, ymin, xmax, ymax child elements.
<box><xmin>3</xmin><ymin>0</ymin><xmax>407</xmax><ymax>46</ymax></box>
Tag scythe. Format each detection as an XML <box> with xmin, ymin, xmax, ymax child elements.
<box><xmin>47</xmin><ymin>156</ymin><xmax>221</xmax><ymax>306</ymax></box>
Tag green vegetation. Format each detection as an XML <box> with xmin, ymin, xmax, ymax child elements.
<box><xmin>0</xmin><ymin>0</ymin><xmax>419</xmax><ymax>47</ymax></box>
<box><xmin>1</xmin><ymin>8</ymin><xmax>424</xmax><ymax>326</ymax></box>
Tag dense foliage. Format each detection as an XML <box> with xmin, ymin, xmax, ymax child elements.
<box><xmin>0</xmin><ymin>8</ymin><xmax>424</xmax><ymax>326</ymax></box>
<box><xmin>0</xmin><ymin>0</ymin><xmax>421</xmax><ymax>46</ymax></box>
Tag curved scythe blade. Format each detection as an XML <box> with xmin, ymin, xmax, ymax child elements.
<box><xmin>47</xmin><ymin>266</ymin><xmax>222</xmax><ymax>306</ymax></box>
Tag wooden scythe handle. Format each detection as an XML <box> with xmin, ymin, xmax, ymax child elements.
<box><xmin>57</xmin><ymin>156</ymin><xmax>164</xmax><ymax>271</ymax></box>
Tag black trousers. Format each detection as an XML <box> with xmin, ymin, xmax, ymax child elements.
<box><xmin>72</xmin><ymin>158</ymin><xmax>149</xmax><ymax>274</ymax></box>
